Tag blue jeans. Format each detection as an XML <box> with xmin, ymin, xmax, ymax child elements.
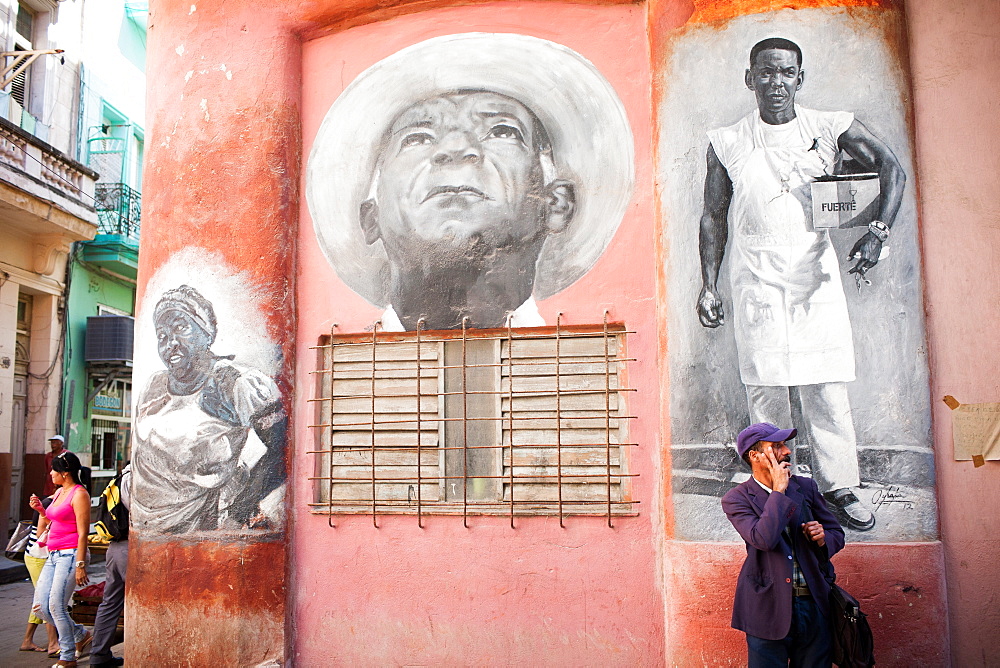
<box><xmin>32</xmin><ymin>548</ymin><xmax>89</xmax><ymax>662</ymax></box>
<box><xmin>746</xmin><ymin>596</ymin><xmax>832</xmax><ymax>668</ymax></box>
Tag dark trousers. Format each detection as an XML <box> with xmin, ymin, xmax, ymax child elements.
<box><xmin>746</xmin><ymin>595</ymin><xmax>832</xmax><ymax>668</ymax></box>
<box><xmin>90</xmin><ymin>540</ymin><xmax>128</xmax><ymax>664</ymax></box>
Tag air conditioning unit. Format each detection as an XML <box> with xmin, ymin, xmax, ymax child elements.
<box><xmin>85</xmin><ymin>315</ymin><xmax>135</xmax><ymax>364</ymax></box>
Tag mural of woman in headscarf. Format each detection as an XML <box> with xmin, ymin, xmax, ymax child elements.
<box><xmin>130</xmin><ymin>285</ymin><xmax>287</xmax><ymax>534</ymax></box>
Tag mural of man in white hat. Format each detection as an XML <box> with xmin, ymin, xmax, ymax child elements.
<box><xmin>307</xmin><ymin>33</ymin><xmax>634</xmax><ymax>330</ymax></box>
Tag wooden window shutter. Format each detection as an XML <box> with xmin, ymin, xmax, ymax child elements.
<box><xmin>318</xmin><ymin>340</ymin><xmax>442</xmax><ymax>510</ymax></box>
<box><xmin>313</xmin><ymin>323</ymin><xmax>635</xmax><ymax>524</ymax></box>
<box><xmin>501</xmin><ymin>334</ymin><xmax>627</xmax><ymax>511</ymax></box>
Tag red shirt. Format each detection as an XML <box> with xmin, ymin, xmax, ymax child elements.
<box><xmin>42</xmin><ymin>447</ymin><xmax>66</xmax><ymax>496</ymax></box>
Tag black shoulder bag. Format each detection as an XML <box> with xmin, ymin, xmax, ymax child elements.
<box><xmin>804</xmin><ymin>502</ymin><xmax>876</xmax><ymax>667</ymax></box>
<box><xmin>825</xmin><ymin>576</ymin><xmax>876</xmax><ymax>668</ymax></box>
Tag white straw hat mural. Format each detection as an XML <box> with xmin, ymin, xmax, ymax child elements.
<box><xmin>306</xmin><ymin>32</ymin><xmax>635</xmax><ymax>305</ymax></box>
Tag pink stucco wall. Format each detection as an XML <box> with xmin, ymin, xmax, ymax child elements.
<box><xmin>907</xmin><ymin>1</ymin><xmax>1000</xmax><ymax>664</ymax></box>
<box><xmin>293</xmin><ymin>4</ymin><xmax>666</xmax><ymax>665</ymax></box>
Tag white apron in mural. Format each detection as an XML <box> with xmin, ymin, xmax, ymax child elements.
<box><xmin>708</xmin><ymin>106</ymin><xmax>856</xmax><ymax>386</ymax></box>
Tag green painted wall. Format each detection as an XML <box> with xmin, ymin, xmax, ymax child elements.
<box><xmin>61</xmin><ymin>251</ymin><xmax>136</xmax><ymax>466</ymax></box>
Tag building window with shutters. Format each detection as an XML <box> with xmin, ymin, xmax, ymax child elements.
<box><xmin>311</xmin><ymin>321</ymin><xmax>637</xmax><ymax>526</ymax></box>
<box><xmin>9</xmin><ymin>4</ymin><xmax>35</xmax><ymax>112</ymax></box>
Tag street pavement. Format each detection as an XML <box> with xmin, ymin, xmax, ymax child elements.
<box><xmin>0</xmin><ymin>558</ymin><xmax>125</xmax><ymax>667</ymax></box>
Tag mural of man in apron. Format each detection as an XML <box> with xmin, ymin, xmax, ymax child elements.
<box><xmin>697</xmin><ymin>38</ymin><xmax>906</xmax><ymax>531</ymax></box>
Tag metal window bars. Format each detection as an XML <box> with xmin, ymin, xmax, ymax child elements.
<box><xmin>309</xmin><ymin>316</ymin><xmax>637</xmax><ymax>527</ymax></box>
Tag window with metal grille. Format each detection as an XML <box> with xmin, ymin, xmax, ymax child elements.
<box><xmin>90</xmin><ymin>417</ymin><xmax>131</xmax><ymax>471</ymax></box>
<box><xmin>310</xmin><ymin>320</ymin><xmax>637</xmax><ymax>527</ymax></box>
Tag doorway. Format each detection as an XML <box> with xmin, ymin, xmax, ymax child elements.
<box><xmin>8</xmin><ymin>294</ymin><xmax>30</xmax><ymax>527</ymax></box>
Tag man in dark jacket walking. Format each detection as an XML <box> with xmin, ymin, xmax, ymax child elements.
<box><xmin>90</xmin><ymin>465</ymin><xmax>131</xmax><ymax>667</ymax></box>
<box><xmin>722</xmin><ymin>422</ymin><xmax>845</xmax><ymax>667</ymax></box>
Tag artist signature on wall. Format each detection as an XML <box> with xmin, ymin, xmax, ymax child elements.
<box><xmin>872</xmin><ymin>485</ymin><xmax>915</xmax><ymax>512</ymax></box>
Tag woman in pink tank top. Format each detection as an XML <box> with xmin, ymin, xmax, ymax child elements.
<box><xmin>28</xmin><ymin>450</ymin><xmax>93</xmax><ymax>667</ymax></box>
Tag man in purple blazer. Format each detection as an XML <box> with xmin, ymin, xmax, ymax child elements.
<box><xmin>722</xmin><ymin>422</ymin><xmax>846</xmax><ymax>667</ymax></box>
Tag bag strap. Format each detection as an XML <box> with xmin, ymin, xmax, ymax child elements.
<box><xmin>801</xmin><ymin>497</ymin><xmax>837</xmax><ymax>587</ymax></box>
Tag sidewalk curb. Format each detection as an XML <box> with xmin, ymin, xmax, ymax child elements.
<box><xmin>0</xmin><ymin>556</ymin><xmax>28</xmax><ymax>584</ymax></box>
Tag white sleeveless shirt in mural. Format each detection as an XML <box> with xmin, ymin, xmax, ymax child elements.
<box><xmin>131</xmin><ymin>360</ymin><xmax>280</xmax><ymax>533</ymax></box>
<box><xmin>708</xmin><ymin>106</ymin><xmax>856</xmax><ymax>386</ymax></box>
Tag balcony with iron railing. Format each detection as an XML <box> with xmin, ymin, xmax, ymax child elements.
<box><xmin>95</xmin><ymin>182</ymin><xmax>141</xmax><ymax>239</ymax></box>
<box><xmin>80</xmin><ymin>182</ymin><xmax>140</xmax><ymax>279</ymax></box>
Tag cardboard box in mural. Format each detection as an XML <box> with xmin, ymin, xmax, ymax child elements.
<box><xmin>130</xmin><ymin>249</ymin><xmax>287</xmax><ymax>534</ymax></box>
<box><xmin>663</xmin><ymin>8</ymin><xmax>936</xmax><ymax>542</ymax></box>
<box><xmin>306</xmin><ymin>33</ymin><xmax>634</xmax><ymax>331</ymax></box>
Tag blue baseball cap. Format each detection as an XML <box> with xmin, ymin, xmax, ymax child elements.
<box><xmin>736</xmin><ymin>422</ymin><xmax>797</xmax><ymax>459</ymax></box>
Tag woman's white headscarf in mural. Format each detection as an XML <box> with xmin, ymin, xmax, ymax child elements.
<box><xmin>306</xmin><ymin>32</ymin><xmax>635</xmax><ymax>305</ymax></box>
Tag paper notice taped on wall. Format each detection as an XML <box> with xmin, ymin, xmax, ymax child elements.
<box><xmin>951</xmin><ymin>402</ymin><xmax>1000</xmax><ymax>461</ymax></box>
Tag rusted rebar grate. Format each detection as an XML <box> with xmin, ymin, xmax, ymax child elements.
<box><xmin>309</xmin><ymin>319</ymin><xmax>637</xmax><ymax>527</ymax></box>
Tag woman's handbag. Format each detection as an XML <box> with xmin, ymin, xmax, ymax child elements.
<box><xmin>4</xmin><ymin>519</ymin><xmax>33</xmax><ymax>561</ymax></box>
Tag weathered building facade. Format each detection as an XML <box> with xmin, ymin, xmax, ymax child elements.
<box><xmin>60</xmin><ymin>0</ymin><xmax>145</xmax><ymax>493</ymax></box>
<box><xmin>129</xmin><ymin>0</ymin><xmax>1000</xmax><ymax>665</ymax></box>
<box><xmin>0</xmin><ymin>0</ymin><xmax>98</xmax><ymax>537</ymax></box>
